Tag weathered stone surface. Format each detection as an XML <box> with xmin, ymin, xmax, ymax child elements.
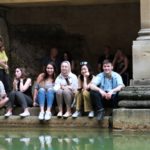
<box><xmin>119</xmin><ymin>86</ymin><xmax>150</xmax><ymax>100</ymax></box>
<box><xmin>130</xmin><ymin>79</ymin><xmax>150</xmax><ymax>86</ymax></box>
<box><xmin>113</xmin><ymin>108</ymin><xmax>150</xmax><ymax>130</ymax></box>
<box><xmin>133</xmin><ymin>40</ymin><xmax>150</xmax><ymax>79</ymax></box>
<box><xmin>0</xmin><ymin>116</ymin><xmax>110</xmax><ymax>128</ymax></box>
<box><xmin>118</xmin><ymin>100</ymin><xmax>150</xmax><ymax>108</ymax></box>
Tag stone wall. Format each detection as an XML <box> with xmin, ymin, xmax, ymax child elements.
<box><xmin>4</xmin><ymin>3</ymin><xmax>140</xmax><ymax>76</ymax></box>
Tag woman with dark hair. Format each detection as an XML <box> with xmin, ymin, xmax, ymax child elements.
<box><xmin>72</xmin><ymin>61</ymin><xmax>95</xmax><ymax>118</ymax></box>
<box><xmin>0</xmin><ymin>35</ymin><xmax>10</xmax><ymax>93</ymax></box>
<box><xmin>4</xmin><ymin>67</ymin><xmax>32</xmax><ymax>117</ymax></box>
<box><xmin>33</xmin><ymin>62</ymin><xmax>56</xmax><ymax>120</ymax></box>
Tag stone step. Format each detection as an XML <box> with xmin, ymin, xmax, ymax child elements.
<box><xmin>118</xmin><ymin>100</ymin><xmax>150</xmax><ymax>108</ymax></box>
<box><xmin>119</xmin><ymin>90</ymin><xmax>150</xmax><ymax>100</ymax></box>
<box><xmin>0</xmin><ymin>116</ymin><xmax>111</xmax><ymax>128</ymax></box>
<box><xmin>113</xmin><ymin>108</ymin><xmax>150</xmax><ymax>130</ymax></box>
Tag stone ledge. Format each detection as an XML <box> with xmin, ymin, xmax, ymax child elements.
<box><xmin>118</xmin><ymin>100</ymin><xmax>150</xmax><ymax>108</ymax></box>
<box><xmin>0</xmin><ymin>116</ymin><xmax>111</xmax><ymax>128</ymax></box>
<box><xmin>113</xmin><ymin>108</ymin><xmax>150</xmax><ymax>130</ymax></box>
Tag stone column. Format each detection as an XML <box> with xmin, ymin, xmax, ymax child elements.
<box><xmin>132</xmin><ymin>0</ymin><xmax>150</xmax><ymax>83</ymax></box>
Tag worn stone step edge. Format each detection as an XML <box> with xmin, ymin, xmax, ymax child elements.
<box><xmin>118</xmin><ymin>100</ymin><xmax>150</xmax><ymax>108</ymax></box>
<box><xmin>0</xmin><ymin>116</ymin><xmax>111</xmax><ymax>128</ymax></box>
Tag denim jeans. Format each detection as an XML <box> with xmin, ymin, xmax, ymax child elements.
<box><xmin>38</xmin><ymin>88</ymin><xmax>55</xmax><ymax>108</ymax></box>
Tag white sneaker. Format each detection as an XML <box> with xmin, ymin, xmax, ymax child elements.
<box><xmin>57</xmin><ymin>111</ymin><xmax>63</xmax><ymax>118</ymax></box>
<box><xmin>38</xmin><ymin>112</ymin><xmax>44</xmax><ymax>120</ymax></box>
<box><xmin>44</xmin><ymin>112</ymin><xmax>52</xmax><ymax>121</ymax></box>
<box><xmin>20</xmin><ymin>111</ymin><xmax>30</xmax><ymax>117</ymax></box>
<box><xmin>72</xmin><ymin>111</ymin><xmax>81</xmax><ymax>118</ymax></box>
<box><xmin>4</xmin><ymin>112</ymin><xmax>12</xmax><ymax>117</ymax></box>
<box><xmin>88</xmin><ymin>111</ymin><xmax>94</xmax><ymax>118</ymax></box>
<box><xmin>63</xmin><ymin>112</ymin><xmax>72</xmax><ymax>118</ymax></box>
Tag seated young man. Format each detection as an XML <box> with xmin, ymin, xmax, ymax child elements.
<box><xmin>90</xmin><ymin>59</ymin><xmax>124</xmax><ymax>121</ymax></box>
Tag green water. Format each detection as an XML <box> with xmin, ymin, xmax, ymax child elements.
<box><xmin>0</xmin><ymin>128</ymin><xmax>149</xmax><ymax>150</ymax></box>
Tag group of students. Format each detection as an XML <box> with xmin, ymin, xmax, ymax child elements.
<box><xmin>0</xmin><ymin>35</ymin><xmax>125</xmax><ymax>121</ymax></box>
<box><xmin>1</xmin><ymin>58</ymin><xmax>124</xmax><ymax>121</ymax></box>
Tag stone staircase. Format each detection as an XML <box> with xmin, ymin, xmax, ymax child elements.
<box><xmin>113</xmin><ymin>86</ymin><xmax>150</xmax><ymax>130</ymax></box>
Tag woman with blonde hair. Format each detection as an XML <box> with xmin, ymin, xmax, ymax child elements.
<box><xmin>54</xmin><ymin>61</ymin><xmax>78</xmax><ymax>118</ymax></box>
<box><xmin>4</xmin><ymin>67</ymin><xmax>32</xmax><ymax>117</ymax></box>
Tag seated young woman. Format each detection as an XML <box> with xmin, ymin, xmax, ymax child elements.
<box><xmin>54</xmin><ymin>61</ymin><xmax>78</xmax><ymax>118</ymax></box>
<box><xmin>72</xmin><ymin>61</ymin><xmax>95</xmax><ymax>118</ymax></box>
<box><xmin>4</xmin><ymin>67</ymin><xmax>33</xmax><ymax>117</ymax></box>
<box><xmin>33</xmin><ymin>62</ymin><xmax>56</xmax><ymax>120</ymax></box>
<box><xmin>0</xmin><ymin>80</ymin><xmax>9</xmax><ymax>108</ymax></box>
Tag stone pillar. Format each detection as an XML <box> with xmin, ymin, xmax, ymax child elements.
<box><xmin>132</xmin><ymin>0</ymin><xmax>150</xmax><ymax>83</ymax></box>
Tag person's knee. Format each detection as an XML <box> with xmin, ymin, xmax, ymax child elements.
<box><xmin>9</xmin><ymin>91</ymin><xmax>16</xmax><ymax>96</ymax></box>
<box><xmin>15</xmin><ymin>91</ymin><xmax>23</xmax><ymax>96</ymax></box>
<box><xmin>62</xmin><ymin>89</ymin><xmax>72</xmax><ymax>96</ymax></box>
<box><xmin>56</xmin><ymin>89</ymin><xmax>63</xmax><ymax>96</ymax></box>
<box><xmin>38</xmin><ymin>88</ymin><xmax>46</xmax><ymax>93</ymax></box>
<box><xmin>82</xmin><ymin>90</ymin><xmax>89</xmax><ymax>97</ymax></box>
<box><xmin>47</xmin><ymin>89</ymin><xmax>55</xmax><ymax>95</ymax></box>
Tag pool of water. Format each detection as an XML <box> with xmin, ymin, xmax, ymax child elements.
<box><xmin>0</xmin><ymin>128</ymin><xmax>149</xmax><ymax>150</ymax></box>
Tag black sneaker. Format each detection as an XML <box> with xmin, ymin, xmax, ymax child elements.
<box><xmin>96</xmin><ymin>108</ymin><xmax>105</xmax><ymax>121</ymax></box>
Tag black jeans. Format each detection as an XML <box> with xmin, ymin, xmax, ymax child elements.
<box><xmin>90</xmin><ymin>90</ymin><xmax>118</xmax><ymax>111</ymax></box>
<box><xmin>8</xmin><ymin>91</ymin><xmax>32</xmax><ymax>109</ymax></box>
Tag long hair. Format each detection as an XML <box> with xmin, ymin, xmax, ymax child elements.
<box><xmin>79</xmin><ymin>63</ymin><xmax>93</xmax><ymax>82</ymax></box>
<box><xmin>43</xmin><ymin>62</ymin><xmax>56</xmax><ymax>82</ymax></box>
<box><xmin>15</xmin><ymin>67</ymin><xmax>29</xmax><ymax>79</ymax></box>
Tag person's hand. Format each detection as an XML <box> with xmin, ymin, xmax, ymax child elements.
<box><xmin>20</xmin><ymin>79</ymin><xmax>23</xmax><ymax>82</ymax></box>
<box><xmin>13</xmin><ymin>79</ymin><xmax>18</xmax><ymax>86</ymax></box>
<box><xmin>105</xmin><ymin>91</ymin><xmax>113</xmax><ymax>100</ymax></box>
<box><xmin>4</xmin><ymin>64</ymin><xmax>8</xmax><ymax>70</ymax></box>
<box><xmin>99</xmin><ymin>89</ymin><xmax>107</xmax><ymax>98</ymax></box>
<box><xmin>84</xmin><ymin>72</ymin><xmax>90</xmax><ymax>77</ymax></box>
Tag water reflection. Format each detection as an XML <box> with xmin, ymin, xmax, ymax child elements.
<box><xmin>0</xmin><ymin>129</ymin><xmax>149</xmax><ymax>150</ymax></box>
<box><xmin>0</xmin><ymin>129</ymin><xmax>113</xmax><ymax>150</ymax></box>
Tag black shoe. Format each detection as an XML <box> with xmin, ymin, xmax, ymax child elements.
<box><xmin>96</xmin><ymin>109</ymin><xmax>105</xmax><ymax>121</ymax></box>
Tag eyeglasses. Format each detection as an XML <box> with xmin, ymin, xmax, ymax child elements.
<box><xmin>80</xmin><ymin>61</ymin><xmax>88</xmax><ymax>65</ymax></box>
